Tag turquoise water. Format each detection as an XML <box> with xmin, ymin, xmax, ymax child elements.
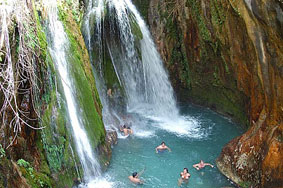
<box><xmin>104</xmin><ymin>105</ymin><xmax>244</xmax><ymax>188</ymax></box>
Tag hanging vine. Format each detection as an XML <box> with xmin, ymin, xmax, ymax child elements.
<box><xmin>0</xmin><ymin>0</ymin><xmax>44</xmax><ymax>149</ymax></box>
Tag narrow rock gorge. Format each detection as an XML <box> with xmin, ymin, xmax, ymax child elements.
<box><xmin>0</xmin><ymin>0</ymin><xmax>282</xmax><ymax>187</ymax></box>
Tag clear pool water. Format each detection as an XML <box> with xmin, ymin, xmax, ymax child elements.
<box><xmin>96</xmin><ymin>105</ymin><xmax>245</xmax><ymax>188</ymax></box>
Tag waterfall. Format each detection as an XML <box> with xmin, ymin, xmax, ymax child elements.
<box><xmin>84</xmin><ymin>0</ymin><xmax>182</xmax><ymax>129</ymax></box>
<box><xmin>124</xmin><ymin>0</ymin><xmax>179</xmax><ymax>119</ymax></box>
<box><xmin>45</xmin><ymin>1</ymin><xmax>101</xmax><ymax>181</ymax></box>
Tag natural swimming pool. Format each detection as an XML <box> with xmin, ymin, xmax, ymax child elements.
<box><xmin>87</xmin><ymin>104</ymin><xmax>244</xmax><ymax>188</ymax></box>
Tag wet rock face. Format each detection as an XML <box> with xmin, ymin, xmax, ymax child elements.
<box><xmin>98</xmin><ymin>130</ymin><xmax>118</xmax><ymax>171</ymax></box>
<box><xmin>106</xmin><ymin>130</ymin><xmax>118</xmax><ymax>146</ymax></box>
<box><xmin>144</xmin><ymin>0</ymin><xmax>283</xmax><ymax>187</ymax></box>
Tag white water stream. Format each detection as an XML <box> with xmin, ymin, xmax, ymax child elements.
<box><xmin>45</xmin><ymin>1</ymin><xmax>101</xmax><ymax>182</ymax></box>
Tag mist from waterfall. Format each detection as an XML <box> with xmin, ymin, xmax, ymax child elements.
<box><xmin>44</xmin><ymin>0</ymin><xmax>101</xmax><ymax>181</ymax></box>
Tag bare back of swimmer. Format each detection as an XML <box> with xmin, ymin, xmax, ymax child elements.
<box><xmin>120</xmin><ymin>125</ymin><xmax>133</xmax><ymax>136</ymax></box>
<box><xmin>129</xmin><ymin>172</ymin><xmax>143</xmax><ymax>184</ymax></box>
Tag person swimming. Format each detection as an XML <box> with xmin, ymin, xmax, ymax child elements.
<box><xmin>128</xmin><ymin>171</ymin><xmax>143</xmax><ymax>184</ymax></box>
<box><xmin>155</xmin><ymin>141</ymin><xmax>171</xmax><ymax>153</ymax></box>
<box><xmin>193</xmin><ymin>160</ymin><xmax>214</xmax><ymax>170</ymax></box>
<box><xmin>178</xmin><ymin>168</ymin><xmax>191</xmax><ymax>186</ymax></box>
<box><xmin>119</xmin><ymin>125</ymin><xmax>133</xmax><ymax>136</ymax></box>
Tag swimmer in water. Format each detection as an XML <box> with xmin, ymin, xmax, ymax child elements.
<box><xmin>155</xmin><ymin>141</ymin><xmax>171</xmax><ymax>153</ymax></box>
<box><xmin>119</xmin><ymin>125</ymin><xmax>133</xmax><ymax>136</ymax></box>
<box><xmin>178</xmin><ymin>168</ymin><xmax>191</xmax><ymax>186</ymax></box>
<box><xmin>193</xmin><ymin>160</ymin><xmax>214</xmax><ymax>170</ymax></box>
<box><xmin>128</xmin><ymin>171</ymin><xmax>144</xmax><ymax>184</ymax></box>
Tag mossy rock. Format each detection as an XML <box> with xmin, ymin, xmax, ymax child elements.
<box><xmin>57</xmin><ymin>1</ymin><xmax>106</xmax><ymax>149</ymax></box>
<box><xmin>132</xmin><ymin>0</ymin><xmax>150</xmax><ymax>23</ymax></box>
<box><xmin>129</xmin><ymin>13</ymin><xmax>143</xmax><ymax>41</ymax></box>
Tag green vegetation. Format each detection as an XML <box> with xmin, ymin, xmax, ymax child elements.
<box><xmin>41</xmin><ymin>133</ymin><xmax>64</xmax><ymax>172</ymax></box>
<box><xmin>129</xmin><ymin>13</ymin><xmax>143</xmax><ymax>41</ymax></box>
<box><xmin>132</xmin><ymin>0</ymin><xmax>150</xmax><ymax>22</ymax></box>
<box><xmin>0</xmin><ymin>144</ymin><xmax>5</xmax><ymax>158</ymax></box>
<box><xmin>186</xmin><ymin>0</ymin><xmax>211</xmax><ymax>42</ymax></box>
<box><xmin>40</xmin><ymin>87</ymin><xmax>81</xmax><ymax>187</ymax></box>
<box><xmin>17</xmin><ymin>159</ymin><xmax>52</xmax><ymax>188</ymax></box>
<box><xmin>239</xmin><ymin>181</ymin><xmax>252</xmax><ymax>188</ymax></box>
<box><xmin>210</xmin><ymin>0</ymin><xmax>226</xmax><ymax>28</ymax></box>
<box><xmin>58</xmin><ymin>3</ymin><xmax>106</xmax><ymax>149</ymax></box>
<box><xmin>0</xmin><ymin>0</ymin><xmax>107</xmax><ymax>187</ymax></box>
<box><xmin>103</xmin><ymin>49</ymin><xmax>122</xmax><ymax>89</ymax></box>
<box><xmin>58</xmin><ymin>0</ymin><xmax>83</xmax><ymax>25</ymax></box>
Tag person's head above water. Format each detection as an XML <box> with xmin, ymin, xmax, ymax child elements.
<box><xmin>200</xmin><ymin>160</ymin><xmax>204</xmax><ymax>164</ymax></box>
<box><xmin>161</xmin><ymin>141</ymin><xmax>165</xmax><ymax>145</ymax></box>
<box><xmin>123</xmin><ymin>125</ymin><xmax>126</xmax><ymax>129</ymax></box>
<box><xmin>132</xmin><ymin>172</ymin><xmax>138</xmax><ymax>178</ymax></box>
<box><xmin>183</xmin><ymin>168</ymin><xmax>189</xmax><ymax>173</ymax></box>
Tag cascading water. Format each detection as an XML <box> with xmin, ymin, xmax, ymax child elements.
<box><xmin>45</xmin><ymin>1</ymin><xmax>101</xmax><ymax>182</ymax></box>
<box><xmin>83</xmin><ymin>0</ymin><xmax>200</xmax><ymax>136</ymax></box>
<box><xmin>124</xmin><ymin>0</ymin><xmax>178</xmax><ymax>118</ymax></box>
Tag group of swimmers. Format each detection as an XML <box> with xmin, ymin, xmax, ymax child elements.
<box><xmin>127</xmin><ymin>141</ymin><xmax>214</xmax><ymax>186</ymax></box>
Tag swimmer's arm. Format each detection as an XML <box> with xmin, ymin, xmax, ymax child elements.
<box><xmin>166</xmin><ymin>146</ymin><xmax>172</xmax><ymax>152</ymax></box>
<box><xmin>193</xmin><ymin>164</ymin><xmax>200</xmax><ymax>170</ymax></box>
<box><xmin>204</xmin><ymin>163</ymin><xmax>214</xmax><ymax>168</ymax></box>
<box><xmin>137</xmin><ymin>167</ymin><xmax>146</xmax><ymax>178</ymax></box>
<box><xmin>155</xmin><ymin>146</ymin><xmax>160</xmax><ymax>153</ymax></box>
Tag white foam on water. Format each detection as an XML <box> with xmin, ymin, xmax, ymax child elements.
<box><xmin>117</xmin><ymin>133</ymin><xmax>130</xmax><ymax>139</ymax></box>
<box><xmin>141</xmin><ymin>114</ymin><xmax>206</xmax><ymax>139</ymax></box>
<box><xmin>160</xmin><ymin>119</ymin><xmax>203</xmax><ymax>138</ymax></box>
<box><xmin>84</xmin><ymin>177</ymin><xmax>115</xmax><ymax>188</ymax></box>
<box><xmin>134</xmin><ymin>130</ymin><xmax>156</xmax><ymax>138</ymax></box>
